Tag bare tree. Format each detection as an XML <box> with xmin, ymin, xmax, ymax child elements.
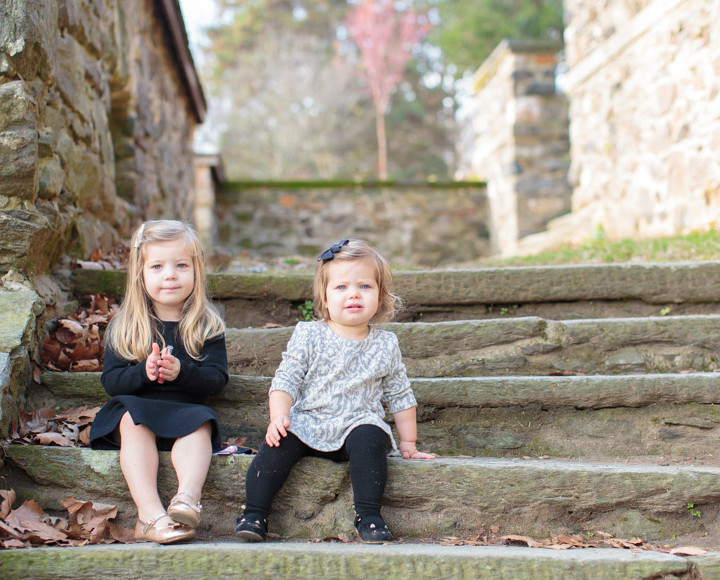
<box><xmin>346</xmin><ymin>0</ymin><xmax>430</xmax><ymax>180</ymax></box>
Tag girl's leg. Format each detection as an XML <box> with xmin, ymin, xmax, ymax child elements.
<box><xmin>170</xmin><ymin>421</ymin><xmax>213</xmax><ymax>499</ymax></box>
<box><xmin>117</xmin><ymin>412</ymin><xmax>165</xmax><ymax>522</ymax></box>
<box><xmin>344</xmin><ymin>424</ymin><xmax>389</xmax><ymax>517</ymax></box>
<box><xmin>243</xmin><ymin>431</ymin><xmax>307</xmax><ymax>518</ymax></box>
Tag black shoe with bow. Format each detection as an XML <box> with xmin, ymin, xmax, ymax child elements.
<box><xmin>354</xmin><ymin>514</ymin><xmax>393</xmax><ymax>543</ymax></box>
<box><xmin>235</xmin><ymin>513</ymin><xmax>268</xmax><ymax>542</ymax></box>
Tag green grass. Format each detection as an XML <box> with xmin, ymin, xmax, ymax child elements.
<box><xmin>478</xmin><ymin>228</ymin><xmax>720</xmax><ymax>268</ymax></box>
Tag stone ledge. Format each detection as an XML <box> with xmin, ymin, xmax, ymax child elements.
<box><xmin>70</xmin><ymin>261</ymin><xmax>720</xmax><ymax>304</ymax></box>
<box><xmin>6</xmin><ymin>446</ymin><xmax>720</xmax><ymax>542</ymax></box>
<box><xmin>38</xmin><ymin>371</ymin><xmax>720</xmax><ymax>412</ymax></box>
<box><xmin>0</xmin><ymin>542</ymin><xmax>698</xmax><ymax>580</ymax></box>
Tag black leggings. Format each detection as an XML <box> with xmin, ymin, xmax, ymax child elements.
<box><xmin>244</xmin><ymin>424</ymin><xmax>389</xmax><ymax>519</ymax></box>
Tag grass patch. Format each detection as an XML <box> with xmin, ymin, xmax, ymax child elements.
<box><xmin>478</xmin><ymin>228</ymin><xmax>720</xmax><ymax>268</ymax></box>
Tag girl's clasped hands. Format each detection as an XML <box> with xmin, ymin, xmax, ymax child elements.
<box><xmin>146</xmin><ymin>344</ymin><xmax>179</xmax><ymax>383</ymax></box>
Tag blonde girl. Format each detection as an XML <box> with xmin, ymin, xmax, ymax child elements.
<box><xmin>90</xmin><ymin>220</ymin><xmax>228</xmax><ymax>544</ymax></box>
<box><xmin>235</xmin><ymin>239</ymin><xmax>433</xmax><ymax>544</ymax></box>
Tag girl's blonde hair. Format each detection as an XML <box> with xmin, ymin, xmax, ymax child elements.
<box><xmin>313</xmin><ymin>239</ymin><xmax>401</xmax><ymax>324</ymax></box>
<box><xmin>106</xmin><ymin>220</ymin><xmax>225</xmax><ymax>361</ymax></box>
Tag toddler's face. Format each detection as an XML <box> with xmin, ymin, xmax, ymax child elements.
<box><xmin>324</xmin><ymin>258</ymin><xmax>379</xmax><ymax>334</ymax></box>
<box><xmin>142</xmin><ymin>240</ymin><xmax>194</xmax><ymax>320</ymax></box>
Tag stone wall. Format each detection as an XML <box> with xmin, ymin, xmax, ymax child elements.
<box><xmin>542</xmin><ymin>0</ymin><xmax>720</xmax><ymax>245</ymax></box>
<box><xmin>0</xmin><ymin>0</ymin><xmax>204</xmax><ymax>436</ymax></box>
<box><xmin>216</xmin><ymin>182</ymin><xmax>489</xmax><ymax>267</ymax></box>
<box><xmin>458</xmin><ymin>40</ymin><xmax>571</xmax><ymax>256</ymax></box>
<box><xmin>0</xmin><ymin>0</ymin><xmax>203</xmax><ymax>276</ymax></box>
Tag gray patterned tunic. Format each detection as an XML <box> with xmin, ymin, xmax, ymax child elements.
<box><xmin>269</xmin><ymin>321</ymin><xmax>417</xmax><ymax>452</ymax></box>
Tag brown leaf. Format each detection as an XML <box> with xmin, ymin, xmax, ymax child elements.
<box><xmin>32</xmin><ymin>366</ymin><xmax>42</xmax><ymax>384</ymax></box>
<box><xmin>670</xmin><ymin>546</ymin><xmax>707</xmax><ymax>556</ymax></box>
<box><xmin>108</xmin><ymin>522</ymin><xmax>136</xmax><ymax>544</ymax></box>
<box><xmin>90</xmin><ymin>248</ymin><xmax>104</xmax><ymax>262</ymax></box>
<box><xmin>56</xmin><ymin>350</ymin><xmax>73</xmax><ymax>370</ymax></box>
<box><xmin>1</xmin><ymin>538</ymin><xmax>28</xmax><ymax>549</ymax></box>
<box><xmin>71</xmin><ymin>359</ymin><xmax>102</xmax><ymax>372</ymax></box>
<box><xmin>502</xmin><ymin>534</ymin><xmax>545</xmax><ymax>548</ymax></box>
<box><xmin>0</xmin><ymin>489</ymin><xmax>16</xmax><ymax>519</ymax></box>
<box><xmin>41</xmin><ymin>332</ymin><xmax>62</xmax><ymax>361</ymax></box>
<box><xmin>56</xmin><ymin>406</ymin><xmax>100</xmax><ymax>426</ymax></box>
<box><xmin>5</xmin><ymin>499</ymin><xmax>47</xmax><ymax>531</ymax></box>
<box><xmin>78</xmin><ymin>426</ymin><xmax>91</xmax><ymax>446</ymax></box>
<box><xmin>56</xmin><ymin>319</ymin><xmax>84</xmax><ymax>343</ymax></box>
<box><xmin>35</xmin><ymin>432</ymin><xmax>75</xmax><ymax>447</ymax></box>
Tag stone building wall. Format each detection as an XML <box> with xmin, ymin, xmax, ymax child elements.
<box><xmin>216</xmin><ymin>183</ymin><xmax>489</xmax><ymax>267</ymax></box>
<box><xmin>547</xmin><ymin>0</ymin><xmax>720</xmax><ymax>244</ymax></box>
<box><xmin>0</xmin><ymin>0</ymin><xmax>203</xmax><ymax>277</ymax></box>
<box><xmin>0</xmin><ymin>0</ymin><xmax>204</xmax><ymax>436</ymax></box>
<box><xmin>458</xmin><ymin>40</ymin><xmax>571</xmax><ymax>255</ymax></box>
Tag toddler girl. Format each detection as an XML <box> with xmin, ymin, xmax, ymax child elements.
<box><xmin>90</xmin><ymin>220</ymin><xmax>228</xmax><ymax>544</ymax></box>
<box><xmin>235</xmin><ymin>238</ymin><xmax>433</xmax><ymax>544</ymax></box>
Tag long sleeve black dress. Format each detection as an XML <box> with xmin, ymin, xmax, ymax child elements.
<box><xmin>89</xmin><ymin>320</ymin><xmax>229</xmax><ymax>452</ymax></box>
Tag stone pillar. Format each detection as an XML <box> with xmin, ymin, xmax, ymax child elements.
<box><xmin>459</xmin><ymin>40</ymin><xmax>570</xmax><ymax>256</ymax></box>
<box><xmin>193</xmin><ymin>153</ymin><xmax>224</xmax><ymax>250</ymax></box>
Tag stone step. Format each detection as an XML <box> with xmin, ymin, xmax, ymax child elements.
<box><xmin>224</xmin><ymin>315</ymin><xmax>720</xmax><ymax>377</ymax></box>
<box><xmin>2</xmin><ymin>541</ymin><xmax>715</xmax><ymax>580</ymax></box>
<box><xmin>5</xmin><ymin>446</ymin><xmax>720</xmax><ymax>544</ymax></box>
<box><xmin>69</xmin><ymin>261</ymin><xmax>720</xmax><ymax>326</ymax></box>
<box><xmin>35</xmin><ymin>371</ymin><xmax>720</xmax><ymax>459</ymax></box>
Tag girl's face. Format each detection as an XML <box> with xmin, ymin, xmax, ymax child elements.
<box><xmin>324</xmin><ymin>258</ymin><xmax>379</xmax><ymax>339</ymax></box>
<box><xmin>142</xmin><ymin>240</ymin><xmax>195</xmax><ymax>321</ymax></box>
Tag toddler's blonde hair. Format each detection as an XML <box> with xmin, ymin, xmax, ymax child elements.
<box><xmin>313</xmin><ymin>239</ymin><xmax>401</xmax><ymax>324</ymax></box>
<box><xmin>106</xmin><ymin>220</ymin><xmax>225</xmax><ymax>361</ymax></box>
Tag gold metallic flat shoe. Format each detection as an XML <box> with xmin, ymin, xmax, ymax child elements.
<box><xmin>135</xmin><ymin>513</ymin><xmax>196</xmax><ymax>544</ymax></box>
<box><xmin>167</xmin><ymin>492</ymin><xmax>202</xmax><ymax>528</ymax></box>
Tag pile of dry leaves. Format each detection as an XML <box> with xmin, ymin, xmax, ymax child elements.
<box><xmin>430</xmin><ymin>529</ymin><xmax>707</xmax><ymax>556</ymax></box>
<box><xmin>0</xmin><ymin>489</ymin><xmax>133</xmax><ymax>549</ymax></box>
<box><xmin>7</xmin><ymin>406</ymin><xmax>99</xmax><ymax>448</ymax></box>
<box><xmin>41</xmin><ymin>293</ymin><xmax>117</xmax><ymax>372</ymax></box>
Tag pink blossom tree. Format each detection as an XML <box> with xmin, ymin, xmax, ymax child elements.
<box><xmin>346</xmin><ymin>0</ymin><xmax>430</xmax><ymax>180</ymax></box>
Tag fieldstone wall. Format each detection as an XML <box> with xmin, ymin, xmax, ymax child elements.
<box><xmin>0</xmin><ymin>0</ymin><xmax>203</xmax><ymax>437</ymax></box>
<box><xmin>458</xmin><ymin>40</ymin><xmax>571</xmax><ymax>256</ymax></box>
<box><xmin>548</xmin><ymin>0</ymin><xmax>720</xmax><ymax>244</ymax></box>
<box><xmin>216</xmin><ymin>183</ymin><xmax>489</xmax><ymax>267</ymax></box>
<box><xmin>0</xmin><ymin>0</ymin><xmax>201</xmax><ymax>277</ymax></box>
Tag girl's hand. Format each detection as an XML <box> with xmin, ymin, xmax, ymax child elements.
<box><xmin>399</xmin><ymin>440</ymin><xmax>435</xmax><ymax>460</ymax></box>
<box><xmin>265</xmin><ymin>415</ymin><xmax>291</xmax><ymax>447</ymax></box>
<box><xmin>157</xmin><ymin>346</ymin><xmax>179</xmax><ymax>383</ymax></box>
<box><xmin>146</xmin><ymin>343</ymin><xmax>161</xmax><ymax>381</ymax></box>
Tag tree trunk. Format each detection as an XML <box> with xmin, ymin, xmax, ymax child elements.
<box><xmin>376</xmin><ymin>109</ymin><xmax>388</xmax><ymax>180</ymax></box>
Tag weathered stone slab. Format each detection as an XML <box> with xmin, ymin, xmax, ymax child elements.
<box><xmin>219</xmin><ymin>315</ymin><xmax>720</xmax><ymax>377</ymax></box>
<box><xmin>36</xmin><ymin>371</ymin><xmax>720</xmax><ymax>460</ymax></box>
<box><xmin>0</xmin><ymin>542</ymin><xmax>696</xmax><ymax>580</ymax></box>
<box><xmin>39</xmin><ymin>371</ymin><xmax>720</xmax><ymax>412</ymax></box>
<box><xmin>6</xmin><ymin>446</ymin><xmax>720</xmax><ymax>542</ymax></box>
<box><xmin>70</xmin><ymin>261</ymin><xmax>720</xmax><ymax>305</ymax></box>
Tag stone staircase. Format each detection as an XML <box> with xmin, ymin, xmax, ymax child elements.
<box><xmin>5</xmin><ymin>261</ymin><xmax>720</xmax><ymax>579</ymax></box>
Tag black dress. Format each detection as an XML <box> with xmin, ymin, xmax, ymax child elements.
<box><xmin>89</xmin><ymin>320</ymin><xmax>229</xmax><ymax>452</ymax></box>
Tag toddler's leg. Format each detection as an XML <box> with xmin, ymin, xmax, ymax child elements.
<box><xmin>168</xmin><ymin>421</ymin><xmax>212</xmax><ymax>527</ymax></box>
<box><xmin>345</xmin><ymin>424</ymin><xmax>388</xmax><ymax>516</ymax></box>
<box><xmin>236</xmin><ymin>431</ymin><xmax>307</xmax><ymax>541</ymax></box>
<box><xmin>345</xmin><ymin>424</ymin><xmax>392</xmax><ymax>543</ymax></box>
<box><xmin>118</xmin><ymin>412</ymin><xmax>195</xmax><ymax>544</ymax></box>
<box><xmin>118</xmin><ymin>412</ymin><xmax>165</xmax><ymax>522</ymax></box>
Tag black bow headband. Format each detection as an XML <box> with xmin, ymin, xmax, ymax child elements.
<box><xmin>318</xmin><ymin>239</ymin><xmax>349</xmax><ymax>262</ymax></box>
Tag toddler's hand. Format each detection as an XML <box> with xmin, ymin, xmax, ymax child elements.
<box><xmin>157</xmin><ymin>345</ymin><xmax>179</xmax><ymax>383</ymax></box>
<box><xmin>399</xmin><ymin>440</ymin><xmax>435</xmax><ymax>460</ymax></box>
<box><xmin>146</xmin><ymin>343</ymin><xmax>161</xmax><ymax>381</ymax></box>
<box><xmin>265</xmin><ymin>415</ymin><xmax>291</xmax><ymax>447</ymax></box>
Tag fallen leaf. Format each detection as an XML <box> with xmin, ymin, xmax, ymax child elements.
<box><xmin>670</xmin><ymin>546</ymin><xmax>707</xmax><ymax>556</ymax></box>
<box><xmin>35</xmin><ymin>432</ymin><xmax>75</xmax><ymax>447</ymax></box>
